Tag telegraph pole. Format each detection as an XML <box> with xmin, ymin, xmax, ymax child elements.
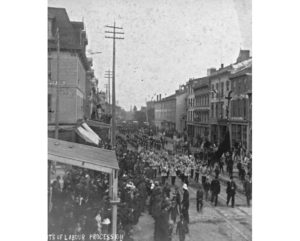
<box><xmin>104</xmin><ymin>69</ymin><xmax>113</xmax><ymax>147</ymax></box>
<box><xmin>104</xmin><ymin>70</ymin><xmax>113</xmax><ymax>111</ymax></box>
<box><xmin>54</xmin><ymin>27</ymin><xmax>60</xmax><ymax>139</ymax></box>
<box><xmin>105</xmin><ymin>22</ymin><xmax>124</xmax><ymax>148</ymax></box>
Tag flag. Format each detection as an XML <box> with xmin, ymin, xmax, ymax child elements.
<box><xmin>214</xmin><ymin>130</ymin><xmax>231</xmax><ymax>160</ymax></box>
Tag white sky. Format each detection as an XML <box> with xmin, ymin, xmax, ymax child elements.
<box><xmin>48</xmin><ymin>0</ymin><xmax>251</xmax><ymax>111</ymax></box>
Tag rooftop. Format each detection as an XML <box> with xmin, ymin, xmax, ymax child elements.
<box><xmin>48</xmin><ymin>7</ymin><xmax>87</xmax><ymax>51</ymax></box>
<box><xmin>48</xmin><ymin>138</ymin><xmax>119</xmax><ymax>173</ymax></box>
<box><xmin>193</xmin><ymin>76</ymin><xmax>209</xmax><ymax>90</ymax></box>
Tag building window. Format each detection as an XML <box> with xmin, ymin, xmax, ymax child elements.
<box><xmin>48</xmin><ymin>56</ymin><xmax>51</xmax><ymax>80</ymax></box>
<box><xmin>48</xmin><ymin>18</ymin><xmax>54</xmax><ymax>39</ymax></box>
<box><xmin>48</xmin><ymin>94</ymin><xmax>52</xmax><ymax>121</ymax></box>
<box><xmin>226</xmin><ymin>81</ymin><xmax>230</xmax><ymax>91</ymax></box>
<box><xmin>220</xmin><ymin>102</ymin><xmax>224</xmax><ymax>118</ymax></box>
<box><xmin>221</xmin><ymin>82</ymin><xmax>224</xmax><ymax>97</ymax></box>
<box><xmin>211</xmin><ymin>103</ymin><xmax>214</xmax><ymax>118</ymax></box>
<box><xmin>211</xmin><ymin>84</ymin><xmax>214</xmax><ymax>98</ymax></box>
<box><xmin>243</xmin><ymin>98</ymin><xmax>247</xmax><ymax>118</ymax></box>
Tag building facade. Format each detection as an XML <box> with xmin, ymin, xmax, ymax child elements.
<box><xmin>186</xmin><ymin>78</ymin><xmax>201</xmax><ymax>144</ymax></box>
<box><xmin>209</xmin><ymin>65</ymin><xmax>233</xmax><ymax>145</ymax></box>
<box><xmin>193</xmin><ymin>76</ymin><xmax>210</xmax><ymax>142</ymax></box>
<box><xmin>175</xmin><ymin>85</ymin><xmax>187</xmax><ymax>135</ymax></box>
<box><xmin>146</xmin><ymin>101</ymin><xmax>155</xmax><ymax>125</ymax></box>
<box><xmin>229</xmin><ymin>58</ymin><xmax>252</xmax><ymax>152</ymax></box>
<box><xmin>48</xmin><ymin>7</ymin><xmax>91</xmax><ymax>125</ymax></box>
<box><xmin>154</xmin><ymin>94</ymin><xmax>176</xmax><ymax>132</ymax></box>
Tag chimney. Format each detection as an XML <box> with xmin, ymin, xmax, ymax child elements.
<box><xmin>236</xmin><ymin>50</ymin><xmax>250</xmax><ymax>63</ymax></box>
<box><xmin>207</xmin><ymin>68</ymin><xmax>217</xmax><ymax>76</ymax></box>
<box><xmin>157</xmin><ymin>95</ymin><xmax>159</xmax><ymax>101</ymax></box>
<box><xmin>221</xmin><ymin>63</ymin><xmax>224</xmax><ymax>69</ymax></box>
<box><xmin>159</xmin><ymin>94</ymin><xmax>162</xmax><ymax>100</ymax></box>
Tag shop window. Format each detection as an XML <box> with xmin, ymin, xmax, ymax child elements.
<box><xmin>242</xmin><ymin>125</ymin><xmax>247</xmax><ymax>147</ymax></box>
<box><xmin>237</xmin><ymin>125</ymin><xmax>242</xmax><ymax>142</ymax></box>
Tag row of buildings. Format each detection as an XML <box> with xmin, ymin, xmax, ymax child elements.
<box><xmin>147</xmin><ymin>50</ymin><xmax>252</xmax><ymax>152</ymax></box>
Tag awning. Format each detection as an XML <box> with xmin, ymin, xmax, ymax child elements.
<box><xmin>48</xmin><ymin>138</ymin><xmax>119</xmax><ymax>173</ymax></box>
<box><xmin>75</xmin><ymin>121</ymin><xmax>101</xmax><ymax>145</ymax></box>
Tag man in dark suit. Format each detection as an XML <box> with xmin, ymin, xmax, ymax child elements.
<box><xmin>226</xmin><ymin>176</ymin><xmax>237</xmax><ymax>208</ymax></box>
<box><xmin>176</xmin><ymin>214</ymin><xmax>188</xmax><ymax>241</ymax></box>
<box><xmin>181</xmin><ymin>183</ymin><xmax>190</xmax><ymax>224</ymax></box>
<box><xmin>210</xmin><ymin>175</ymin><xmax>221</xmax><ymax>206</ymax></box>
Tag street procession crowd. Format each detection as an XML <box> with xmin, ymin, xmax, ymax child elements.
<box><xmin>48</xmin><ymin>124</ymin><xmax>252</xmax><ymax>241</ymax></box>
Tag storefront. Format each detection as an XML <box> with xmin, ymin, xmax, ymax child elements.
<box><xmin>231</xmin><ymin>122</ymin><xmax>248</xmax><ymax>149</ymax></box>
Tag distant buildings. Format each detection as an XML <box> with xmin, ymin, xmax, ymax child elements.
<box><xmin>154</xmin><ymin>94</ymin><xmax>176</xmax><ymax>131</ymax></box>
<box><xmin>146</xmin><ymin>101</ymin><xmax>155</xmax><ymax>124</ymax></box>
<box><xmin>152</xmin><ymin>49</ymin><xmax>252</xmax><ymax>153</ymax></box>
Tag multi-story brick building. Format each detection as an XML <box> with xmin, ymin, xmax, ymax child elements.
<box><xmin>193</xmin><ymin>76</ymin><xmax>210</xmax><ymax>142</ymax></box>
<box><xmin>209</xmin><ymin>50</ymin><xmax>251</xmax><ymax>147</ymax></box>
<box><xmin>229</xmin><ymin>58</ymin><xmax>252</xmax><ymax>152</ymax></box>
<box><xmin>154</xmin><ymin>94</ymin><xmax>176</xmax><ymax>132</ymax></box>
<box><xmin>186</xmin><ymin>78</ymin><xmax>201</xmax><ymax>144</ymax></box>
<box><xmin>48</xmin><ymin>7</ymin><xmax>91</xmax><ymax>126</ymax></box>
<box><xmin>209</xmin><ymin>64</ymin><xmax>233</xmax><ymax>145</ymax></box>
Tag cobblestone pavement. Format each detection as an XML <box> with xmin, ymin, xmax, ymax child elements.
<box><xmin>132</xmin><ymin>176</ymin><xmax>252</xmax><ymax>241</ymax></box>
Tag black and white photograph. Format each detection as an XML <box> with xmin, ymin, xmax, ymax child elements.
<box><xmin>47</xmin><ymin>1</ymin><xmax>252</xmax><ymax>240</ymax></box>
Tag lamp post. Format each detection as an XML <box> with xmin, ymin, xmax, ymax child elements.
<box><xmin>225</xmin><ymin>91</ymin><xmax>233</xmax><ymax>121</ymax></box>
<box><xmin>225</xmin><ymin>90</ymin><xmax>233</xmax><ymax>148</ymax></box>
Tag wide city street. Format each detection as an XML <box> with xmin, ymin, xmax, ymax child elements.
<box><xmin>133</xmin><ymin>172</ymin><xmax>251</xmax><ymax>241</ymax></box>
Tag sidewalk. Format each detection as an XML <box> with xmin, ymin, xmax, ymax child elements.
<box><xmin>131</xmin><ymin>210</ymin><xmax>154</xmax><ymax>241</ymax></box>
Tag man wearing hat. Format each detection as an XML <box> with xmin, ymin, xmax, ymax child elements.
<box><xmin>210</xmin><ymin>175</ymin><xmax>221</xmax><ymax>206</ymax></box>
<box><xmin>196</xmin><ymin>184</ymin><xmax>204</xmax><ymax>213</ymax></box>
<box><xmin>181</xmin><ymin>183</ymin><xmax>190</xmax><ymax>224</ymax></box>
<box><xmin>244</xmin><ymin>175</ymin><xmax>252</xmax><ymax>207</ymax></box>
<box><xmin>226</xmin><ymin>176</ymin><xmax>237</xmax><ymax>208</ymax></box>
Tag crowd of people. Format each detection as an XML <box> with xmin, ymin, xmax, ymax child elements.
<box><xmin>48</xmin><ymin>125</ymin><xmax>252</xmax><ymax>241</ymax></box>
<box><xmin>49</xmin><ymin>167</ymin><xmax>112</xmax><ymax>236</ymax></box>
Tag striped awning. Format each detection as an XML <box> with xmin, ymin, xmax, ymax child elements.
<box><xmin>75</xmin><ymin>121</ymin><xmax>101</xmax><ymax>145</ymax></box>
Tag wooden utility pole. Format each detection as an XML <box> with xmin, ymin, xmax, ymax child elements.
<box><xmin>104</xmin><ymin>70</ymin><xmax>113</xmax><ymax>110</ymax></box>
<box><xmin>105</xmin><ymin>22</ymin><xmax>124</xmax><ymax>149</ymax></box>
<box><xmin>105</xmin><ymin>22</ymin><xmax>124</xmax><ymax>241</ymax></box>
<box><xmin>54</xmin><ymin>27</ymin><xmax>60</xmax><ymax>139</ymax></box>
<box><xmin>104</xmin><ymin>69</ymin><xmax>113</xmax><ymax>147</ymax></box>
